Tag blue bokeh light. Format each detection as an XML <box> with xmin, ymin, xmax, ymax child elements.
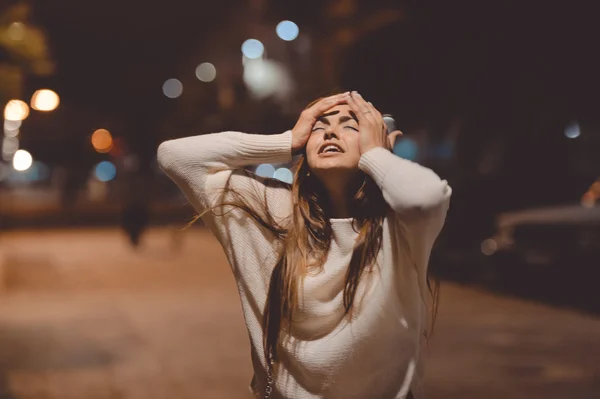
<box><xmin>393</xmin><ymin>137</ymin><xmax>418</xmax><ymax>161</ymax></box>
<box><xmin>255</xmin><ymin>164</ymin><xmax>275</xmax><ymax>178</ymax></box>
<box><xmin>95</xmin><ymin>161</ymin><xmax>117</xmax><ymax>182</ymax></box>
<box><xmin>276</xmin><ymin>21</ymin><xmax>299</xmax><ymax>41</ymax></box>
<box><xmin>241</xmin><ymin>39</ymin><xmax>265</xmax><ymax>59</ymax></box>
<box><xmin>274</xmin><ymin>167</ymin><xmax>294</xmax><ymax>184</ymax></box>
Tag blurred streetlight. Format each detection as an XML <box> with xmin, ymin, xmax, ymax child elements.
<box><xmin>163</xmin><ymin>79</ymin><xmax>183</xmax><ymax>98</ymax></box>
<box><xmin>565</xmin><ymin>121</ymin><xmax>580</xmax><ymax>139</ymax></box>
<box><xmin>30</xmin><ymin>89</ymin><xmax>60</xmax><ymax>111</ymax></box>
<box><xmin>12</xmin><ymin>149</ymin><xmax>32</xmax><ymax>171</ymax></box>
<box><xmin>276</xmin><ymin>21</ymin><xmax>299</xmax><ymax>41</ymax></box>
<box><xmin>243</xmin><ymin>59</ymin><xmax>293</xmax><ymax>100</ymax></box>
<box><xmin>195</xmin><ymin>62</ymin><xmax>217</xmax><ymax>82</ymax></box>
<box><xmin>274</xmin><ymin>167</ymin><xmax>293</xmax><ymax>183</ymax></box>
<box><xmin>255</xmin><ymin>163</ymin><xmax>275</xmax><ymax>178</ymax></box>
<box><xmin>4</xmin><ymin>100</ymin><xmax>30</xmax><ymax>121</ymax></box>
<box><xmin>91</xmin><ymin>129</ymin><xmax>113</xmax><ymax>153</ymax></box>
<box><xmin>242</xmin><ymin>39</ymin><xmax>264</xmax><ymax>59</ymax></box>
<box><xmin>94</xmin><ymin>161</ymin><xmax>117</xmax><ymax>182</ymax></box>
<box><xmin>2</xmin><ymin>137</ymin><xmax>19</xmax><ymax>161</ymax></box>
<box><xmin>7</xmin><ymin>22</ymin><xmax>26</xmax><ymax>41</ymax></box>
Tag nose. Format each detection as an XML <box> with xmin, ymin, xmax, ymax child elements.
<box><xmin>324</xmin><ymin>129</ymin><xmax>338</xmax><ymax>140</ymax></box>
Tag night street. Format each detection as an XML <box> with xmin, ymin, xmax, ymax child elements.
<box><xmin>0</xmin><ymin>228</ymin><xmax>598</xmax><ymax>399</ymax></box>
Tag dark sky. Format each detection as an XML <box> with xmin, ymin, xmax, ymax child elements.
<box><xmin>30</xmin><ymin>0</ymin><xmax>600</xmax><ymax>126</ymax></box>
<box><xmin>24</xmin><ymin>0</ymin><xmax>600</xmax><ymax>186</ymax></box>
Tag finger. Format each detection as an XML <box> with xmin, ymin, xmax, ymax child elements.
<box><xmin>388</xmin><ymin>130</ymin><xmax>403</xmax><ymax>149</ymax></box>
<box><xmin>351</xmin><ymin>92</ymin><xmax>378</xmax><ymax>124</ymax></box>
<box><xmin>347</xmin><ymin>92</ymin><xmax>374</xmax><ymax>124</ymax></box>
<box><xmin>365</xmin><ymin>99</ymin><xmax>385</xmax><ymax>134</ymax></box>
<box><xmin>307</xmin><ymin>93</ymin><xmax>349</xmax><ymax>117</ymax></box>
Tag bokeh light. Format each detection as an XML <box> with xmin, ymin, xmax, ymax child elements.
<box><xmin>481</xmin><ymin>239</ymin><xmax>498</xmax><ymax>256</ymax></box>
<box><xmin>12</xmin><ymin>149</ymin><xmax>33</xmax><ymax>171</ymax></box>
<box><xmin>195</xmin><ymin>63</ymin><xmax>217</xmax><ymax>82</ymax></box>
<box><xmin>163</xmin><ymin>78</ymin><xmax>183</xmax><ymax>98</ymax></box>
<box><xmin>241</xmin><ymin>39</ymin><xmax>264</xmax><ymax>59</ymax></box>
<box><xmin>276</xmin><ymin>21</ymin><xmax>299</xmax><ymax>41</ymax></box>
<box><xmin>4</xmin><ymin>99</ymin><xmax>30</xmax><ymax>121</ymax></box>
<box><xmin>392</xmin><ymin>137</ymin><xmax>418</xmax><ymax>161</ymax></box>
<box><xmin>4</xmin><ymin>127</ymin><xmax>19</xmax><ymax>138</ymax></box>
<box><xmin>0</xmin><ymin>163</ymin><xmax>8</xmax><ymax>182</ymax></box>
<box><xmin>4</xmin><ymin>119</ymin><xmax>21</xmax><ymax>131</ymax></box>
<box><xmin>255</xmin><ymin>163</ymin><xmax>275</xmax><ymax>178</ymax></box>
<box><xmin>94</xmin><ymin>161</ymin><xmax>117</xmax><ymax>182</ymax></box>
<box><xmin>2</xmin><ymin>137</ymin><xmax>19</xmax><ymax>160</ymax></box>
<box><xmin>30</xmin><ymin>89</ymin><xmax>60</xmax><ymax>111</ymax></box>
<box><xmin>7</xmin><ymin>22</ymin><xmax>26</xmax><ymax>41</ymax></box>
<box><xmin>564</xmin><ymin>121</ymin><xmax>580</xmax><ymax>139</ymax></box>
<box><xmin>91</xmin><ymin>129</ymin><xmax>113</xmax><ymax>153</ymax></box>
<box><xmin>274</xmin><ymin>167</ymin><xmax>294</xmax><ymax>184</ymax></box>
<box><xmin>243</xmin><ymin>59</ymin><xmax>293</xmax><ymax>100</ymax></box>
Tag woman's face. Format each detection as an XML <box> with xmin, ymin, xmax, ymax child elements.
<box><xmin>305</xmin><ymin>104</ymin><xmax>362</xmax><ymax>178</ymax></box>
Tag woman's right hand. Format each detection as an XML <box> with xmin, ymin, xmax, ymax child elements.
<box><xmin>291</xmin><ymin>92</ymin><xmax>349</xmax><ymax>153</ymax></box>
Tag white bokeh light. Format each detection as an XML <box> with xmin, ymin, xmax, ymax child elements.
<box><xmin>4</xmin><ymin>99</ymin><xmax>30</xmax><ymax>121</ymax></box>
<box><xmin>274</xmin><ymin>167</ymin><xmax>293</xmax><ymax>184</ymax></box>
<box><xmin>564</xmin><ymin>121</ymin><xmax>580</xmax><ymax>139</ymax></box>
<box><xmin>2</xmin><ymin>136</ymin><xmax>19</xmax><ymax>156</ymax></box>
<box><xmin>3</xmin><ymin>128</ymin><xmax>19</xmax><ymax>138</ymax></box>
<box><xmin>243</xmin><ymin>59</ymin><xmax>294</xmax><ymax>100</ymax></box>
<box><xmin>276</xmin><ymin>21</ymin><xmax>299</xmax><ymax>41</ymax></box>
<box><xmin>31</xmin><ymin>89</ymin><xmax>60</xmax><ymax>111</ymax></box>
<box><xmin>195</xmin><ymin>62</ymin><xmax>217</xmax><ymax>82</ymax></box>
<box><xmin>162</xmin><ymin>79</ymin><xmax>183</xmax><ymax>98</ymax></box>
<box><xmin>12</xmin><ymin>149</ymin><xmax>32</xmax><ymax>171</ymax></box>
<box><xmin>241</xmin><ymin>39</ymin><xmax>265</xmax><ymax>59</ymax></box>
<box><xmin>4</xmin><ymin>119</ymin><xmax>21</xmax><ymax>131</ymax></box>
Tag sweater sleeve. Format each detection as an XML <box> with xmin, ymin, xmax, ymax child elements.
<box><xmin>157</xmin><ymin>130</ymin><xmax>293</xmax><ymax>234</ymax></box>
<box><xmin>358</xmin><ymin>146</ymin><xmax>451</xmax><ymax>282</ymax></box>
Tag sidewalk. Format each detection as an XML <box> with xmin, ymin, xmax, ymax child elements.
<box><xmin>0</xmin><ymin>228</ymin><xmax>598</xmax><ymax>399</ymax></box>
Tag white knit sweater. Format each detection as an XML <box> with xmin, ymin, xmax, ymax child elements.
<box><xmin>157</xmin><ymin>130</ymin><xmax>451</xmax><ymax>399</ymax></box>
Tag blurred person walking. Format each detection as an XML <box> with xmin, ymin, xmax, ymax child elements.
<box><xmin>121</xmin><ymin>199</ymin><xmax>150</xmax><ymax>248</ymax></box>
<box><xmin>158</xmin><ymin>92</ymin><xmax>451</xmax><ymax>399</ymax></box>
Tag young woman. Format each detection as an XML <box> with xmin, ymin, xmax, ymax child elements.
<box><xmin>158</xmin><ymin>91</ymin><xmax>451</xmax><ymax>399</ymax></box>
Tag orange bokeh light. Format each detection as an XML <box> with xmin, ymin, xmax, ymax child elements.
<box><xmin>91</xmin><ymin>129</ymin><xmax>113</xmax><ymax>153</ymax></box>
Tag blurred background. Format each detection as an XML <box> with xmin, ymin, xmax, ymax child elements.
<box><xmin>0</xmin><ymin>0</ymin><xmax>599</xmax><ymax>398</ymax></box>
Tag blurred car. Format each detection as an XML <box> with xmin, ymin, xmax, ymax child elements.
<box><xmin>482</xmin><ymin>204</ymin><xmax>600</xmax><ymax>264</ymax></box>
<box><xmin>478</xmin><ymin>204</ymin><xmax>600</xmax><ymax>308</ymax></box>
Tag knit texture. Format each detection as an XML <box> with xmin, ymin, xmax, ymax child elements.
<box><xmin>158</xmin><ymin>131</ymin><xmax>451</xmax><ymax>399</ymax></box>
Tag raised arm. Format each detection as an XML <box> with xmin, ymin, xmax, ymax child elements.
<box><xmin>347</xmin><ymin>91</ymin><xmax>451</xmax><ymax>281</ymax></box>
<box><xmin>359</xmin><ymin>146</ymin><xmax>451</xmax><ymax>230</ymax></box>
<box><xmin>157</xmin><ymin>130</ymin><xmax>293</xmax><ymax>213</ymax></box>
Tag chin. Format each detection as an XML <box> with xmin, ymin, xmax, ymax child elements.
<box><xmin>311</xmin><ymin>160</ymin><xmax>358</xmax><ymax>176</ymax></box>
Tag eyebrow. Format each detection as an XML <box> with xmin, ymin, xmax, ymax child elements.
<box><xmin>316</xmin><ymin>111</ymin><xmax>358</xmax><ymax>125</ymax></box>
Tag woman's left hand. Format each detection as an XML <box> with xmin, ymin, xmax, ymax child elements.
<box><xmin>346</xmin><ymin>91</ymin><xmax>391</xmax><ymax>155</ymax></box>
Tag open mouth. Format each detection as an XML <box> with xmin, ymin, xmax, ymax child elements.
<box><xmin>318</xmin><ymin>142</ymin><xmax>344</xmax><ymax>154</ymax></box>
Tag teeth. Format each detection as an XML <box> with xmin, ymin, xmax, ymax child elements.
<box><xmin>323</xmin><ymin>145</ymin><xmax>340</xmax><ymax>153</ymax></box>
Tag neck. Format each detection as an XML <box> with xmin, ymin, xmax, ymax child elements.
<box><xmin>319</xmin><ymin>174</ymin><xmax>359</xmax><ymax>218</ymax></box>
<box><xmin>326</xmin><ymin>185</ymin><xmax>351</xmax><ymax>218</ymax></box>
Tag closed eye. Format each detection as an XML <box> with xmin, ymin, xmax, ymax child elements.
<box><xmin>345</xmin><ymin>126</ymin><xmax>358</xmax><ymax>131</ymax></box>
<box><xmin>312</xmin><ymin>127</ymin><xmax>324</xmax><ymax>132</ymax></box>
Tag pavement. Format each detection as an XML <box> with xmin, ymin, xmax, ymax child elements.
<box><xmin>0</xmin><ymin>228</ymin><xmax>598</xmax><ymax>399</ymax></box>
